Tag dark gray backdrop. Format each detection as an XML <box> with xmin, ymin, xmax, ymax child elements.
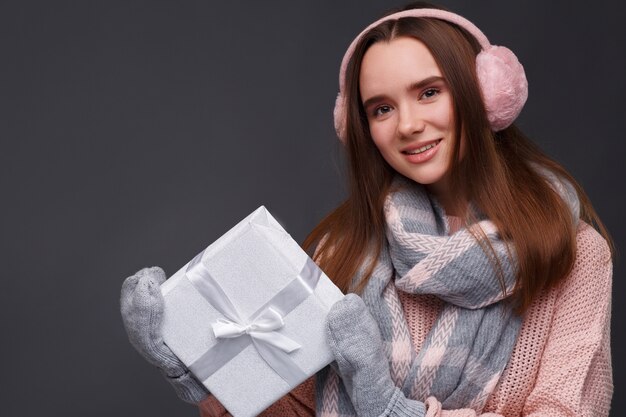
<box><xmin>2</xmin><ymin>1</ymin><xmax>624</xmax><ymax>416</ymax></box>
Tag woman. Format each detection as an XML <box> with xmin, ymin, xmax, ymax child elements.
<box><xmin>121</xmin><ymin>3</ymin><xmax>613</xmax><ymax>416</ymax></box>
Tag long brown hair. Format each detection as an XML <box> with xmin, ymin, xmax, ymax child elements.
<box><xmin>303</xmin><ymin>3</ymin><xmax>613</xmax><ymax>313</ymax></box>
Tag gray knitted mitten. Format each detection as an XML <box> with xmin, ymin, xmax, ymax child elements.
<box><xmin>120</xmin><ymin>266</ymin><xmax>208</xmax><ymax>404</ymax></box>
<box><xmin>326</xmin><ymin>294</ymin><xmax>426</xmax><ymax>417</ymax></box>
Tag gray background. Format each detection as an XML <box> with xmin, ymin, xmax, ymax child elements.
<box><xmin>2</xmin><ymin>1</ymin><xmax>624</xmax><ymax>416</ymax></box>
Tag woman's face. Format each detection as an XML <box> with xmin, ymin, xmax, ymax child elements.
<box><xmin>359</xmin><ymin>36</ymin><xmax>459</xmax><ymax>198</ymax></box>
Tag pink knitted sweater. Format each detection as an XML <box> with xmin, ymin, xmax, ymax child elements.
<box><xmin>199</xmin><ymin>223</ymin><xmax>613</xmax><ymax>417</ymax></box>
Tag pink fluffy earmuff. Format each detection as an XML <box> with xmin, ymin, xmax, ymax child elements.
<box><xmin>333</xmin><ymin>8</ymin><xmax>528</xmax><ymax>142</ymax></box>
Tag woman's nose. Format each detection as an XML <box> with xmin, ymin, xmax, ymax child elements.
<box><xmin>397</xmin><ymin>104</ymin><xmax>425</xmax><ymax>138</ymax></box>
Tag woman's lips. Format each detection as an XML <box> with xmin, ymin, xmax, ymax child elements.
<box><xmin>401</xmin><ymin>139</ymin><xmax>442</xmax><ymax>163</ymax></box>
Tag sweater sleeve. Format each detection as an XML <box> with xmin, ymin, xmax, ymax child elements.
<box><xmin>197</xmin><ymin>377</ymin><xmax>315</xmax><ymax>417</ymax></box>
<box><xmin>521</xmin><ymin>224</ymin><xmax>613</xmax><ymax>416</ymax></box>
<box><xmin>423</xmin><ymin>224</ymin><xmax>613</xmax><ymax>417</ymax></box>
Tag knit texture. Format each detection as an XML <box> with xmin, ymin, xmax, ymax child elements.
<box><xmin>325</xmin><ymin>294</ymin><xmax>426</xmax><ymax>417</ymax></box>
<box><xmin>198</xmin><ymin>223</ymin><xmax>612</xmax><ymax>416</ymax></box>
<box><xmin>120</xmin><ymin>266</ymin><xmax>209</xmax><ymax>404</ymax></box>
<box><xmin>404</xmin><ymin>222</ymin><xmax>613</xmax><ymax>416</ymax></box>
<box><xmin>317</xmin><ymin>176</ymin><xmax>524</xmax><ymax>415</ymax></box>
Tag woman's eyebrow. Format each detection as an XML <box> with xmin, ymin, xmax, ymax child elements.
<box><xmin>362</xmin><ymin>76</ymin><xmax>445</xmax><ymax>109</ymax></box>
<box><xmin>407</xmin><ymin>76</ymin><xmax>445</xmax><ymax>93</ymax></box>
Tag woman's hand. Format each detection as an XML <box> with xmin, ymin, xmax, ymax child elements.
<box><xmin>120</xmin><ymin>266</ymin><xmax>209</xmax><ymax>404</ymax></box>
<box><xmin>326</xmin><ymin>294</ymin><xmax>425</xmax><ymax>417</ymax></box>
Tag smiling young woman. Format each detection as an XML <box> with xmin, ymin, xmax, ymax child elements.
<box><xmin>306</xmin><ymin>6</ymin><xmax>611</xmax><ymax>312</ymax></box>
<box><xmin>299</xmin><ymin>2</ymin><xmax>613</xmax><ymax>416</ymax></box>
<box><xmin>359</xmin><ymin>37</ymin><xmax>458</xmax><ymax>205</ymax></box>
<box><xmin>121</xmin><ymin>2</ymin><xmax>614</xmax><ymax>417</ymax></box>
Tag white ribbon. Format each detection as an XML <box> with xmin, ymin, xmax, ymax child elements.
<box><xmin>185</xmin><ymin>249</ymin><xmax>322</xmax><ymax>385</ymax></box>
<box><xmin>211</xmin><ymin>307</ymin><xmax>302</xmax><ymax>353</ymax></box>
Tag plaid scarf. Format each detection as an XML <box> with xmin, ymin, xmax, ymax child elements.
<box><xmin>317</xmin><ymin>176</ymin><xmax>523</xmax><ymax>416</ymax></box>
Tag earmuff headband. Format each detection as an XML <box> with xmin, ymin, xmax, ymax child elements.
<box><xmin>333</xmin><ymin>8</ymin><xmax>528</xmax><ymax>141</ymax></box>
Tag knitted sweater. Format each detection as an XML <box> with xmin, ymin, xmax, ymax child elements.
<box><xmin>198</xmin><ymin>223</ymin><xmax>613</xmax><ymax>417</ymax></box>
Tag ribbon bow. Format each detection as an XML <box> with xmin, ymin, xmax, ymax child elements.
<box><xmin>211</xmin><ymin>307</ymin><xmax>301</xmax><ymax>353</ymax></box>
<box><xmin>184</xmin><ymin>246</ymin><xmax>323</xmax><ymax>385</ymax></box>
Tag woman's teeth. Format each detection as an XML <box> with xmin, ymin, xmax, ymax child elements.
<box><xmin>403</xmin><ymin>140</ymin><xmax>441</xmax><ymax>155</ymax></box>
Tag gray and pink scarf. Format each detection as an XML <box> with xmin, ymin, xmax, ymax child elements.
<box><xmin>317</xmin><ymin>175</ymin><xmax>538</xmax><ymax>416</ymax></box>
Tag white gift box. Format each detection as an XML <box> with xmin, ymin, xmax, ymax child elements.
<box><xmin>161</xmin><ymin>206</ymin><xmax>344</xmax><ymax>417</ymax></box>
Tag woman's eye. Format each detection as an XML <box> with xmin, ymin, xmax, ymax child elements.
<box><xmin>374</xmin><ymin>105</ymin><xmax>392</xmax><ymax>117</ymax></box>
<box><xmin>421</xmin><ymin>88</ymin><xmax>440</xmax><ymax>100</ymax></box>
